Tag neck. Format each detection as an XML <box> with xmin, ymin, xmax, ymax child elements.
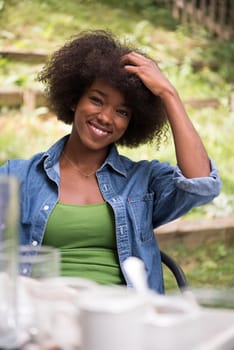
<box><xmin>62</xmin><ymin>151</ymin><xmax>97</xmax><ymax>178</ymax></box>
<box><xmin>62</xmin><ymin>141</ymin><xmax>109</xmax><ymax>172</ymax></box>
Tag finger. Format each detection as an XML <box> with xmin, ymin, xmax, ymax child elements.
<box><xmin>121</xmin><ymin>51</ymin><xmax>148</xmax><ymax>65</ymax></box>
<box><xmin>122</xmin><ymin>64</ymin><xmax>139</xmax><ymax>73</ymax></box>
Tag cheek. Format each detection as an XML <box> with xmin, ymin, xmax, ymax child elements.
<box><xmin>116</xmin><ymin>120</ymin><xmax>128</xmax><ymax>132</ymax></box>
<box><xmin>74</xmin><ymin>106</ymin><xmax>86</xmax><ymax>124</ymax></box>
<box><xmin>73</xmin><ymin>109</ymin><xmax>85</xmax><ymax>131</ymax></box>
<box><xmin>120</xmin><ymin>118</ymin><xmax>131</xmax><ymax>133</ymax></box>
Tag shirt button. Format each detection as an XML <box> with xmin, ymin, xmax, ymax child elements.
<box><xmin>32</xmin><ymin>240</ymin><xmax>38</xmax><ymax>247</ymax></box>
<box><xmin>43</xmin><ymin>205</ymin><xmax>49</xmax><ymax>210</ymax></box>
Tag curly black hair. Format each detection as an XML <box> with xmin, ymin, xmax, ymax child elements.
<box><xmin>38</xmin><ymin>29</ymin><xmax>168</xmax><ymax>148</ymax></box>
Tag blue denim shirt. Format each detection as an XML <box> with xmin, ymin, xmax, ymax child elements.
<box><xmin>0</xmin><ymin>135</ymin><xmax>221</xmax><ymax>293</ymax></box>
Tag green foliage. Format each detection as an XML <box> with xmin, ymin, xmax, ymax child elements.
<box><xmin>201</xmin><ymin>41</ymin><xmax>234</xmax><ymax>83</ymax></box>
<box><xmin>0</xmin><ymin>110</ymin><xmax>70</xmax><ymax>164</ymax></box>
<box><xmin>0</xmin><ymin>60</ymin><xmax>42</xmax><ymax>88</ymax></box>
<box><xmin>0</xmin><ymin>0</ymin><xmax>177</xmax><ymax>51</ymax></box>
<box><xmin>163</xmin><ymin>241</ymin><xmax>234</xmax><ymax>292</ymax></box>
<box><xmin>0</xmin><ymin>0</ymin><xmax>4</xmax><ymax>11</ymax></box>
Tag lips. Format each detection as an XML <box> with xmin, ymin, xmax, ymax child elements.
<box><xmin>88</xmin><ymin>121</ymin><xmax>112</xmax><ymax>137</ymax></box>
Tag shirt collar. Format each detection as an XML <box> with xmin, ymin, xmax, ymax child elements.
<box><xmin>40</xmin><ymin>135</ymin><xmax>127</xmax><ymax>177</ymax></box>
<box><xmin>99</xmin><ymin>144</ymin><xmax>127</xmax><ymax>177</ymax></box>
<box><xmin>39</xmin><ymin>134</ymin><xmax>69</xmax><ymax>168</ymax></box>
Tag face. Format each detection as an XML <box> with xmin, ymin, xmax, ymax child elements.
<box><xmin>71</xmin><ymin>80</ymin><xmax>131</xmax><ymax>152</ymax></box>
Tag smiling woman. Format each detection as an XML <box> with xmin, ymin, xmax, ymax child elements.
<box><xmin>70</xmin><ymin>81</ymin><xmax>131</xmax><ymax>152</ymax></box>
<box><xmin>0</xmin><ymin>29</ymin><xmax>221</xmax><ymax>293</ymax></box>
<box><xmin>38</xmin><ymin>29</ymin><xmax>167</xmax><ymax>148</ymax></box>
<box><xmin>58</xmin><ymin>80</ymin><xmax>132</xmax><ymax>206</ymax></box>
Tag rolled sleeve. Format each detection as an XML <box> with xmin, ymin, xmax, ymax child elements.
<box><xmin>173</xmin><ymin>159</ymin><xmax>222</xmax><ymax>197</ymax></box>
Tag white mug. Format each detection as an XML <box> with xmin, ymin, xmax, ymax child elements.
<box><xmin>78</xmin><ymin>285</ymin><xmax>146</xmax><ymax>350</ymax></box>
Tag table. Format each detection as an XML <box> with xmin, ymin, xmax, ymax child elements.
<box><xmin>145</xmin><ymin>308</ymin><xmax>234</xmax><ymax>350</ymax></box>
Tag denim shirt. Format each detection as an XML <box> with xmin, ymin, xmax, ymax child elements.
<box><xmin>0</xmin><ymin>135</ymin><xmax>221</xmax><ymax>293</ymax></box>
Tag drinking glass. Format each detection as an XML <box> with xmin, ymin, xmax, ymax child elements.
<box><xmin>17</xmin><ymin>245</ymin><xmax>61</xmax><ymax>345</ymax></box>
<box><xmin>18</xmin><ymin>244</ymin><xmax>60</xmax><ymax>279</ymax></box>
<box><xmin>0</xmin><ymin>175</ymin><xmax>19</xmax><ymax>245</ymax></box>
<box><xmin>0</xmin><ymin>176</ymin><xmax>19</xmax><ymax>349</ymax></box>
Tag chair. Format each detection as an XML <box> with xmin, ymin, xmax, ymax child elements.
<box><xmin>160</xmin><ymin>250</ymin><xmax>189</xmax><ymax>291</ymax></box>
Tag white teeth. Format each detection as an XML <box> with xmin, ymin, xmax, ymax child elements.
<box><xmin>92</xmin><ymin>125</ymin><xmax>109</xmax><ymax>135</ymax></box>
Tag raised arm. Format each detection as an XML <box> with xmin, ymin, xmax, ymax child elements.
<box><xmin>122</xmin><ymin>52</ymin><xmax>210</xmax><ymax>178</ymax></box>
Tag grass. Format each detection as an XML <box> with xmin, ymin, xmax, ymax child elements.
<box><xmin>163</xmin><ymin>240</ymin><xmax>234</xmax><ymax>292</ymax></box>
<box><xmin>0</xmin><ymin>0</ymin><xmax>175</xmax><ymax>52</ymax></box>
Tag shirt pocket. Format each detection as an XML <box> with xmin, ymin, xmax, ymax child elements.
<box><xmin>128</xmin><ymin>193</ymin><xmax>154</xmax><ymax>243</ymax></box>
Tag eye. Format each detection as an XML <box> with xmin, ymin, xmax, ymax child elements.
<box><xmin>89</xmin><ymin>95</ymin><xmax>103</xmax><ymax>106</ymax></box>
<box><xmin>116</xmin><ymin>109</ymin><xmax>131</xmax><ymax>118</ymax></box>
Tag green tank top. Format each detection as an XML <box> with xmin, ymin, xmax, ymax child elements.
<box><xmin>43</xmin><ymin>201</ymin><xmax>125</xmax><ymax>285</ymax></box>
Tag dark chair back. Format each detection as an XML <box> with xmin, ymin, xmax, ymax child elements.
<box><xmin>160</xmin><ymin>250</ymin><xmax>189</xmax><ymax>291</ymax></box>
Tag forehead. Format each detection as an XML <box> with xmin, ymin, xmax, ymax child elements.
<box><xmin>88</xmin><ymin>80</ymin><xmax>126</xmax><ymax>104</ymax></box>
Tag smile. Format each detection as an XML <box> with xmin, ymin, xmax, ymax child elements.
<box><xmin>88</xmin><ymin>122</ymin><xmax>112</xmax><ymax>136</ymax></box>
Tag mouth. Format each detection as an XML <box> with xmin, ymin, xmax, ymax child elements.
<box><xmin>88</xmin><ymin>121</ymin><xmax>112</xmax><ymax>137</ymax></box>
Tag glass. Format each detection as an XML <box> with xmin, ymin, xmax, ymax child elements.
<box><xmin>32</xmin><ymin>276</ymin><xmax>97</xmax><ymax>349</ymax></box>
<box><xmin>17</xmin><ymin>245</ymin><xmax>61</xmax><ymax>345</ymax></box>
<box><xmin>0</xmin><ymin>176</ymin><xmax>19</xmax><ymax>349</ymax></box>
<box><xmin>18</xmin><ymin>245</ymin><xmax>60</xmax><ymax>279</ymax></box>
<box><xmin>186</xmin><ymin>287</ymin><xmax>234</xmax><ymax>310</ymax></box>
<box><xmin>0</xmin><ymin>175</ymin><xmax>19</xmax><ymax>245</ymax></box>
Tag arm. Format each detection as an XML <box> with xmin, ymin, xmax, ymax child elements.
<box><xmin>122</xmin><ymin>52</ymin><xmax>210</xmax><ymax>178</ymax></box>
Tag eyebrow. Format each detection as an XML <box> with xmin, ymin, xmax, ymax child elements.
<box><xmin>90</xmin><ymin>89</ymin><xmax>129</xmax><ymax>108</ymax></box>
<box><xmin>91</xmin><ymin>89</ymin><xmax>107</xmax><ymax>97</ymax></box>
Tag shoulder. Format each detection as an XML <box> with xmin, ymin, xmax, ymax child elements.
<box><xmin>119</xmin><ymin>153</ymin><xmax>173</xmax><ymax>173</ymax></box>
<box><xmin>0</xmin><ymin>152</ymin><xmax>45</xmax><ymax>177</ymax></box>
<box><xmin>0</xmin><ymin>135</ymin><xmax>69</xmax><ymax>177</ymax></box>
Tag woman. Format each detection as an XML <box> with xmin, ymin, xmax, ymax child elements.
<box><xmin>0</xmin><ymin>30</ymin><xmax>221</xmax><ymax>293</ymax></box>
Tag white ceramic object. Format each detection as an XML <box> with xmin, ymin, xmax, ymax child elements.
<box><xmin>122</xmin><ymin>256</ymin><xmax>149</xmax><ymax>296</ymax></box>
<box><xmin>78</xmin><ymin>285</ymin><xmax>146</xmax><ymax>350</ymax></box>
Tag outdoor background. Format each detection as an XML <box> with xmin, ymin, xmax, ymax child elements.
<box><xmin>0</xmin><ymin>0</ymin><xmax>233</xmax><ymax>290</ymax></box>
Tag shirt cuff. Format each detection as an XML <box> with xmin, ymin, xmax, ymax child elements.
<box><xmin>173</xmin><ymin>159</ymin><xmax>222</xmax><ymax>196</ymax></box>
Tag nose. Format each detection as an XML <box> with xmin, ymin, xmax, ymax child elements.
<box><xmin>98</xmin><ymin>106</ymin><xmax>113</xmax><ymax>124</ymax></box>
